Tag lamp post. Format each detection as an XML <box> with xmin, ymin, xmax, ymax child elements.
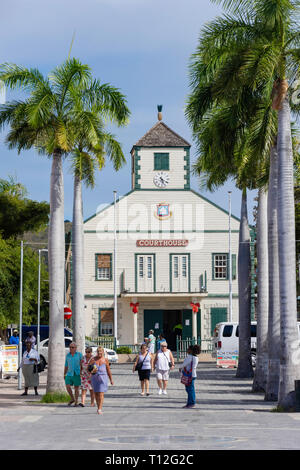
<box><xmin>228</xmin><ymin>191</ymin><xmax>233</xmax><ymax>322</ymax></box>
<box><xmin>18</xmin><ymin>241</ymin><xmax>23</xmax><ymax>390</ymax></box>
<box><xmin>113</xmin><ymin>191</ymin><xmax>118</xmax><ymax>345</ymax></box>
<box><xmin>37</xmin><ymin>249</ymin><xmax>48</xmax><ymax>353</ymax></box>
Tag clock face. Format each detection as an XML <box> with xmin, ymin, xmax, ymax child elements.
<box><xmin>153</xmin><ymin>171</ymin><xmax>170</xmax><ymax>188</ymax></box>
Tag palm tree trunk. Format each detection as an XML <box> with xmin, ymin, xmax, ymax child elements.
<box><xmin>236</xmin><ymin>188</ymin><xmax>254</xmax><ymax>378</ymax></box>
<box><xmin>253</xmin><ymin>187</ymin><xmax>269</xmax><ymax>391</ymax></box>
<box><xmin>265</xmin><ymin>145</ymin><xmax>280</xmax><ymax>401</ymax></box>
<box><xmin>46</xmin><ymin>151</ymin><xmax>66</xmax><ymax>393</ymax></box>
<box><xmin>72</xmin><ymin>173</ymin><xmax>85</xmax><ymax>355</ymax></box>
<box><xmin>277</xmin><ymin>97</ymin><xmax>300</xmax><ymax>410</ymax></box>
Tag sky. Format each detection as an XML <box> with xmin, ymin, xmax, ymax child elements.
<box><xmin>0</xmin><ymin>0</ymin><xmax>257</xmax><ymax>224</ymax></box>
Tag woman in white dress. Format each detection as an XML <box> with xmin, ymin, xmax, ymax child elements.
<box><xmin>17</xmin><ymin>340</ymin><xmax>40</xmax><ymax>396</ymax></box>
<box><xmin>153</xmin><ymin>341</ymin><xmax>175</xmax><ymax>395</ymax></box>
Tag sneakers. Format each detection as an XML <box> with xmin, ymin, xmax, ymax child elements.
<box><xmin>162</xmin><ymin>390</ymin><xmax>167</xmax><ymax>395</ymax></box>
<box><xmin>158</xmin><ymin>388</ymin><xmax>162</xmax><ymax>395</ymax></box>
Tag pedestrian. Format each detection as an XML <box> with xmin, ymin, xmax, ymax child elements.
<box><xmin>90</xmin><ymin>346</ymin><xmax>114</xmax><ymax>415</ymax></box>
<box><xmin>25</xmin><ymin>331</ymin><xmax>36</xmax><ymax>347</ymax></box>
<box><xmin>9</xmin><ymin>330</ymin><xmax>19</xmax><ymax>345</ymax></box>
<box><xmin>133</xmin><ymin>343</ymin><xmax>153</xmax><ymax>396</ymax></box>
<box><xmin>180</xmin><ymin>344</ymin><xmax>201</xmax><ymax>409</ymax></box>
<box><xmin>146</xmin><ymin>329</ymin><xmax>156</xmax><ymax>354</ymax></box>
<box><xmin>153</xmin><ymin>341</ymin><xmax>175</xmax><ymax>395</ymax></box>
<box><xmin>17</xmin><ymin>340</ymin><xmax>40</xmax><ymax>396</ymax></box>
<box><xmin>157</xmin><ymin>333</ymin><xmax>166</xmax><ymax>351</ymax></box>
<box><xmin>79</xmin><ymin>346</ymin><xmax>95</xmax><ymax>407</ymax></box>
<box><xmin>64</xmin><ymin>342</ymin><xmax>83</xmax><ymax>407</ymax></box>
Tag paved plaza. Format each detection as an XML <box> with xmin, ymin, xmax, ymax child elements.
<box><xmin>1</xmin><ymin>362</ymin><xmax>300</xmax><ymax>450</ymax></box>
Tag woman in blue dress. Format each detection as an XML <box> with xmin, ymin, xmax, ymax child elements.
<box><xmin>90</xmin><ymin>347</ymin><xmax>114</xmax><ymax>414</ymax></box>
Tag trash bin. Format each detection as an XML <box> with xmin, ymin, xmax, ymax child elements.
<box><xmin>295</xmin><ymin>380</ymin><xmax>300</xmax><ymax>412</ymax></box>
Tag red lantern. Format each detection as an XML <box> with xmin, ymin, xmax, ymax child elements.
<box><xmin>64</xmin><ymin>305</ymin><xmax>72</xmax><ymax>320</ymax></box>
<box><xmin>190</xmin><ymin>302</ymin><xmax>200</xmax><ymax>313</ymax></box>
<box><xmin>130</xmin><ymin>302</ymin><xmax>139</xmax><ymax>314</ymax></box>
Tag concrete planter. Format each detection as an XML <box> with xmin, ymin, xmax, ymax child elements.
<box><xmin>117</xmin><ymin>353</ymin><xmax>137</xmax><ymax>363</ymax></box>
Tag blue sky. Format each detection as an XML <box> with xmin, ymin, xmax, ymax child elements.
<box><xmin>0</xmin><ymin>0</ymin><xmax>257</xmax><ymax>224</ymax></box>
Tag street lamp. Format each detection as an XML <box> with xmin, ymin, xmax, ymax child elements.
<box><xmin>113</xmin><ymin>191</ymin><xmax>118</xmax><ymax>345</ymax></box>
<box><xmin>37</xmin><ymin>249</ymin><xmax>48</xmax><ymax>353</ymax></box>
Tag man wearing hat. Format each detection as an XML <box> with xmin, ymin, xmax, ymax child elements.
<box><xmin>9</xmin><ymin>330</ymin><xmax>19</xmax><ymax>345</ymax></box>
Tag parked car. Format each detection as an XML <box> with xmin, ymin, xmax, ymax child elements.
<box><xmin>35</xmin><ymin>337</ymin><xmax>118</xmax><ymax>369</ymax></box>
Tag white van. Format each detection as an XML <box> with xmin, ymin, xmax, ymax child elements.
<box><xmin>213</xmin><ymin>322</ymin><xmax>257</xmax><ymax>368</ymax></box>
<box><xmin>213</xmin><ymin>321</ymin><xmax>300</xmax><ymax>368</ymax></box>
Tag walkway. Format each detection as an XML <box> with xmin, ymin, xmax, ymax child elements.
<box><xmin>1</xmin><ymin>362</ymin><xmax>300</xmax><ymax>450</ymax></box>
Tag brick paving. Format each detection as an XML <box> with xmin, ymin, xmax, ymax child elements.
<box><xmin>1</xmin><ymin>362</ymin><xmax>300</xmax><ymax>450</ymax></box>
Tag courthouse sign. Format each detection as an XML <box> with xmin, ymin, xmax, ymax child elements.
<box><xmin>136</xmin><ymin>239</ymin><xmax>189</xmax><ymax>247</ymax></box>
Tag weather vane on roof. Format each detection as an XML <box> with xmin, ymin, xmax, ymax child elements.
<box><xmin>157</xmin><ymin>105</ymin><xmax>163</xmax><ymax>121</ymax></box>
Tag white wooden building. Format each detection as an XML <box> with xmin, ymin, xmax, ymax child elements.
<box><xmin>83</xmin><ymin>112</ymin><xmax>242</xmax><ymax>350</ymax></box>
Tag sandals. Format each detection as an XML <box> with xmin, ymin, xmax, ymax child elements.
<box><xmin>78</xmin><ymin>403</ymin><xmax>85</xmax><ymax>407</ymax></box>
<box><xmin>97</xmin><ymin>409</ymin><xmax>103</xmax><ymax>414</ymax></box>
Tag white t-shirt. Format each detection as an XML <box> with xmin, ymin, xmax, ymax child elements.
<box><xmin>21</xmin><ymin>349</ymin><xmax>39</xmax><ymax>365</ymax></box>
<box><xmin>182</xmin><ymin>354</ymin><xmax>198</xmax><ymax>378</ymax></box>
<box><xmin>156</xmin><ymin>349</ymin><xmax>171</xmax><ymax>371</ymax></box>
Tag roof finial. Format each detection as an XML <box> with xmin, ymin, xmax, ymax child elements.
<box><xmin>157</xmin><ymin>105</ymin><xmax>163</xmax><ymax>121</ymax></box>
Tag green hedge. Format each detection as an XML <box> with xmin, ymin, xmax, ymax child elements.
<box><xmin>116</xmin><ymin>346</ymin><xmax>132</xmax><ymax>354</ymax></box>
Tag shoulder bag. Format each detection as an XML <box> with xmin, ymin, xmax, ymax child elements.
<box><xmin>135</xmin><ymin>352</ymin><xmax>149</xmax><ymax>372</ymax></box>
<box><xmin>180</xmin><ymin>356</ymin><xmax>194</xmax><ymax>386</ymax></box>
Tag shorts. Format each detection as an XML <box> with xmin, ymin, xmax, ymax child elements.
<box><xmin>156</xmin><ymin>369</ymin><xmax>169</xmax><ymax>381</ymax></box>
<box><xmin>65</xmin><ymin>374</ymin><xmax>81</xmax><ymax>387</ymax></box>
<box><xmin>138</xmin><ymin>369</ymin><xmax>151</xmax><ymax>381</ymax></box>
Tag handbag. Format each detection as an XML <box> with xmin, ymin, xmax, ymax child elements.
<box><xmin>135</xmin><ymin>352</ymin><xmax>148</xmax><ymax>372</ymax></box>
<box><xmin>180</xmin><ymin>357</ymin><xmax>194</xmax><ymax>386</ymax></box>
<box><xmin>163</xmin><ymin>351</ymin><xmax>173</xmax><ymax>368</ymax></box>
<box><xmin>33</xmin><ymin>362</ymin><xmax>44</xmax><ymax>374</ymax></box>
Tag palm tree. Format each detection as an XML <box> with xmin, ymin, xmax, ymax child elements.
<box><xmin>0</xmin><ymin>59</ymin><xmax>129</xmax><ymax>394</ymax></box>
<box><xmin>70</xmin><ymin>115</ymin><xmax>128</xmax><ymax>355</ymax></box>
<box><xmin>188</xmin><ymin>0</ymin><xmax>300</xmax><ymax>408</ymax></box>
<box><xmin>253</xmin><ymin>186</ymin><xmax>269</xmax><ymax>392</ymax></box>
<box><xmin>187</xmin><ymin>95</ymin><xmax>271</xmax><ymax>378</ymax></box>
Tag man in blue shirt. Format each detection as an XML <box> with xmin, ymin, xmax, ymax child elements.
<box><xmin>64</xmin><ymin>342</ymin><xmax>83</xmax><ymax>406</ymax></box>
<box><xmin>9</xmin><ymin>330</ymin><xmax>19</xmax><ymax>345</ymax></box>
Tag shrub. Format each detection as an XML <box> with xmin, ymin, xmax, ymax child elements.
<box><xmin>40</xmin><ymin>392</ymin><xmax>70</xmax><ymax>403</ymax></box>
<box><xmin>116</xmin><ymin>346</ymin><xmax>132</xmax><ymax>354</ymax></box>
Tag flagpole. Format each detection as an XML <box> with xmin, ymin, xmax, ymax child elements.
<box><xmin>228</xmin><ymin>191</ymin><xmax>233</xmax><ymax>322</ymax></box>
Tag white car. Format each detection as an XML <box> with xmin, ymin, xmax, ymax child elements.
<box><xmin>35</xmin><ymin>337</ymin><xmax>118</xmax><ymax>369</ymax></box>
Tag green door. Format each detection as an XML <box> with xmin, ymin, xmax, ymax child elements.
<box><xmin>182</xmin><ymin>309</ymin><xmax>201</xmax><ymax>340</ymax></box>
<box><xmin>144</xmin><ymin>310</ymin><xmax>164</xmax><ymax>342</ymax></box>
<box><xmin>210</xmin><ymin>307</ymin><xmax>227</xmax><ymax>336</ymax></box>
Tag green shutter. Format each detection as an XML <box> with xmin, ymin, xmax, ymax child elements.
<box><xmin>154</xmin><ymin>153</ymin><xmax>169</xmax><ymax>170</ymax></box>
<box><xmin>232</xmin><ymin>254</ymin><xmax>236</xmax><ymax>280</ymax></box>
<box><xmin>211</xmin><ymin>308</ymin><xmax>227</xmax><ymax>336</ymax></box>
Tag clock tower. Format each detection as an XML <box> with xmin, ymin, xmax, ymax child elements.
<box><xmin>131</xmin><ymin>106</ymin><xmax>191</xmax><ymax>191</ymax></box>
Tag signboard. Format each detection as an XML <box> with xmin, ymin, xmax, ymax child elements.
<box><xmin>0</xmin><ymin>345</ymin><xmax>18</xmax><ymax>376</ymax></box>
<box><xmin>136</xmin><ymin>239</ymin><xmax>189</xmax><ymax>247</ymax></box>
<box><xmin>216</xmin><ymin>352</ymin><xmax>238</xmax><ymax>368</ymax></box>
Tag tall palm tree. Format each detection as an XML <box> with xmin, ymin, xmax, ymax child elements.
<box><xmin>0</xmin><ymin>59</ymin><xmax>129</xmax><ymax>394</ymax></box>
<box><xmin>253</xmin><ymin>186</ymin><xmax>269</xmax><ymax>392</ymax></box>
<box><xmin>188</xmin><ymin>0</ymin><xmax>300</xmax><ymax>408</ymax></box>
<box><xmin>187</xmin><ymin>95</ymin><xmax>271</xmax><ymax>378</ymax></box>
<box><xmin>70</xmin><ymin>114</ymin><xmax>128</xmax><ymax>355</ymax></box>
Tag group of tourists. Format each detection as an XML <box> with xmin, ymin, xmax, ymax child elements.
<box><xmin>18</xmin><ymin>330</ymin><xmax>201</xmax><ymax>412</ymax></box>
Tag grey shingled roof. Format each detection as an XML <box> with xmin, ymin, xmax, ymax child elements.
<box><xmin>132</xmin><ymin>121</ymin><xmax>191</xmax><ymax>150</ymax></box>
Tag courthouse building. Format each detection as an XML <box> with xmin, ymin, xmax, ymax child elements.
<box><xmin>83</xmin><ymin>111</ymin><xmax>241</xmax><ymax>349</ymax></box>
